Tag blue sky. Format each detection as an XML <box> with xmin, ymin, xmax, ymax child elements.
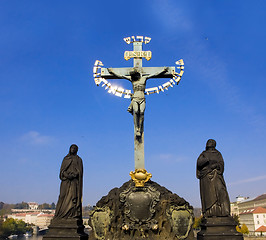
<box><xmin>0</xmin><ymin>1</ymin><xmax>266</xmax><ymax>207</ymax></box>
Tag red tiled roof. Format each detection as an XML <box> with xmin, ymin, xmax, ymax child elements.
<box><xmin>37</xmin><ymin>214</ymin><xmax>54</xmax><ymax>217</ymax></box>
<box><xmin>256</xmin><ymin>226</ymin><xmax>266</xmax><ymax>232</ymax></box>
<box><xmin>240</xmin><ymin>207</ymin><xmax>266</xmax><ymax>215</ymax></box>
<box><xmin>253</xmin><ymin>207</ymin><xmax>266</xmax><ymax>214</ymax></box>
<box><xmin>14</xmin><ymin>213</ymin><xmax>27</xmax><ymax>216</ymax></box>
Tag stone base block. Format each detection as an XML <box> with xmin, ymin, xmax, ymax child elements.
<box><xmin>197</xmin><ymin>216</ymin><xmax>243</xmax><ymax>240</ymax></box>
<box><xmin>89</xmin><ymin>180</ymin><xmax>195</xmax><ymax>240</ymax></box>
<box><xmin>43</xmin><ymin>218</ymin><xmax>88</xmax><ymax>240</ymax></box>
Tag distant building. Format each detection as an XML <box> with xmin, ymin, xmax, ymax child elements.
<box><xmin>239</xmin><ymin>206</ymin><xmax>266</xmax><ymax>236</ymax></box>
<box><xmin>7</xmin><ymin>211</ymin><xmax>54</xmax><ymax>229</ymax></box>
<box><xmin>231</xmin><ymin>194</ymin><xmax>266</xmax><ymax>216</ymax></box>
<box><xmin>231</xmin><ymin>202</ymin><xmax>239</xmax><ymax>216</ymax></box>
<box><xmin>36</xmin><ymin>213</ymin><xmax>54</xmax><ymax>228</ymax></box>
<box><xmin>238</xmin><ymin>194</ymin><xmax>266</xmax><ymax>213</ymax></box>
<box><xmin>231</xmin><ymin>196</ymin><xmax>250</xmax><ymax>216</ymax></box>
<box><xmin>255</xmin><ymin>226</ymin><xmax>266</xmax><ymax>236</ymax></box>
<box><xmin>28</xmin><ymin>202</ymin><xmax>39</xmax><ymax>210</ymax></box>
<box><xmin>231</xmin><ymin>194</ymin><xmax>266</xmax><ymax>235</ymax></box>
<box><xmin>25</xmin><ymin>212</ymin><xmax>39</xmax><ymax>224</ymax></box>
<box><xmin>11</xmin><ymin>208</ymin><xmax>55</xmax><ymax>214</ymax></box>
<box><xmin>8</xmin><ymin>213</ymin><xmax>27</xmax><ymax>221</ymax></box>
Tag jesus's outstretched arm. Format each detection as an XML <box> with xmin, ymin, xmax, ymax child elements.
<box><xmin>108</xmin><ymin>68</ymin><xmax>131</xmax><ymax>81</ymax></box>
<box><xmin>146</xmin><ymin>67</ymin><xmax>169</xmax><ymax>79</ymax></box>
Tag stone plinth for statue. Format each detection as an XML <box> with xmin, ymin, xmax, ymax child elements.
<box><xmin>43</xmin><ymin>145</ymin><xmax>88</xmax><ymax>240</ymax></box>
<box><xmin>43</xmin><ymin>218</ymin><xmax>88</xmax><ymax>240</ymax></box>
<box><xmin>196</xmin><ymin>139</ymin><xmax>243</xmax><ymax>240</ymax></box>
<box><xmin>197</xmin><ymin>217</ymin><xmax>243</xmax><ymax>240</ymax></box>
<box><xmin>89</xmin><ymin>180</ymin><xmax>194</xmax><ymax>240</ymax></box>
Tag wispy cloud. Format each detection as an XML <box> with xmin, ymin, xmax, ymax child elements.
<box><xmin>228</xmin><ymin>175</ymin><xmax>266</xmax><ymax>186</ymax></box>
<box><xmin>20</xmin><ymin>131</ymin><xmax>54</xmax><ymax>145</ymax></box>
<box><xmin>186</xmin><ymin>37</ymin><xmax>266</xmax><ymax>132</ymax></box>
<box><xmin>151</xmin><ymin>0</ymin><xmax>192</xmax><ymax>32</ymax></box>
<box><xmin>151</xmin><ymin>1</ymin><xmax>265</xmax><ymax>132</ymax></box>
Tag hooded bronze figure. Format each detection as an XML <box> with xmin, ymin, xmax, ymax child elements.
<box><xmin>196</xmin><ymin>139</ymin><xmax>230</xmax><ymax>217</ymax></box>
<box><xmin>54</xmin><ymin>144</ymin><xmax>83</xmax><ymax>219</ymax></box>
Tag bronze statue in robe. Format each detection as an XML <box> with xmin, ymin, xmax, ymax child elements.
<box><xmin>196</xmin><ymin>139</ymin><xmax>230</xmax><ymax>217</ymax></box>
<box><xmin>54</xmin><ymin>144</ymin><xmax>83</xmax><ymax>219</ymax></box>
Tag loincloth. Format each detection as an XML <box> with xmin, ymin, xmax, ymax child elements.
<box><xmin>131</xmin><ymin>97</ymin><xmax>145</xmax><ymax>105</ymax></box>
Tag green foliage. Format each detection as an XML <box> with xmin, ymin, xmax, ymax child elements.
<box><xmin>0</xmin><ymin>218</ymin><xmax>32</xmax><ymax>237</ymax></box>
<box><xmin>0</xmin><ymin>203</ymin><xmax>15</xmax><ymax>216</ymax></box>
<box><xmin>0</xmin><ymin>218</ymin><xmax>4</xmax><ymax>236</ymax></box>
<box><xmin>0</xmin><ymin>209</ymin><xmax>7</xmax><ymax>217</ymax></box>
<box><xmin>193</xmin><ymin>216</ymin><xmax>203</xmax><ymax>230</ymax></box>
<box><xmin>16</xmin><ymin>220</ymin><xmax>28</xmax><ymax>234</ymax></box>
<box><xmin>39</xmin><ymin>203</ymin><xmax>50</xmax><ymax>209</ymax></box>
<box><xmin>233</xmin><ymin>214</ymin><xmax>240</xmax><ymax>226</ymax></box>
<box><xmin>39</xmin><ymin>202</ymin><xmax>56</xmax><ymax>209</ymax></box>
<box><xmin>2</xmin><ymin>218</ymin><xmax>17</xmax><ymax>236</ymax></box>
<box><xmin>14</xmin><ymin>202</ymin><xmax>29</xmax><ymax>209</ymax></box>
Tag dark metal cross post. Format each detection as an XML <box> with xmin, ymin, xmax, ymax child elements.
<box><xmin>99</xmin><ymin>36</ymin><xmax>176</xmax><ymax>172</ymax></box>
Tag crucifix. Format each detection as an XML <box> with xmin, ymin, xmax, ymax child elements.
<box><xmin>93</xmin><ymin>36</ymin><xmax>184</xmax><ymax>186</ymax></box>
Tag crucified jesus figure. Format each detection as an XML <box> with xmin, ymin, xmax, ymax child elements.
<box><xmin>108</xmin><ymin>67</ymin><xmax>168</xmax><ymax>139</ymax></box>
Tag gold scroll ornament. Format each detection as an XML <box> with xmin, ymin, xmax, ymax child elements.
<box><xmin>124</xmin><ymin>51</ymin><xmax>152</xmax><ymax>61</ymax></box>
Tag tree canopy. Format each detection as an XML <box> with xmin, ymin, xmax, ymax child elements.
<box><xmin>14</xmin><ymin>202</ymin><xmax>29</xmax><ymax>209</ymax></box>
<box><xmin>39</xmin><ymin>202</ymin><xmax>56</xmax><ymax>209</ymax></box>
<box><xmin>233</xmin><ymin>214</ymin><xmax>240</xmax><ymax>226</ymax></box>
<box><xmin>0</xmin><ymin>218</ymin><xmax>32</xmax><ymax>237</ymax></box>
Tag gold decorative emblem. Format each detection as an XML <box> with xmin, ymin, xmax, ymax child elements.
<box><xmin>130</xmin><ymin>168</ymin><xmax>152</xmax><ymax>187</ymax></box>
<box><xmin>124</xmin><ymin>51</ymin><xmax>152</xmax><ymax>61</ymax></box>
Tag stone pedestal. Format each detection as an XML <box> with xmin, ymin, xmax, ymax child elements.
<box><xmin>89</xmin><ymin>180</ymin><xmax>194</xmax><ymax>240</ymax></box>
<box><xmin>43</xmin><ymin>218</ymin><xmax>88</xmax><ymax>240</ymax></box>
<box><xmin>197</xmin><ymin>216</ymin><xmax>243</xmax><ymax>240</ymax></box>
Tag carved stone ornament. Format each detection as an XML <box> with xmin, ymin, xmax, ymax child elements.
<box><xmin>89</xmin><ymin>180</ymin><xmax>194</xmax><ymax>240</ymax></box>
<box><xmin>166</xmin><ymin>205</ymin><xmax>194</xmax><ymax>239</ymax></box>
<box><xmin>120</xmin><ymin>184</ymin><xmax>160</xmax><ymax>230</ymax></box>
<box><xmin>89</xmin><ymin>207</ymin><xmax>112</xmax><ymax>240</ymax></box>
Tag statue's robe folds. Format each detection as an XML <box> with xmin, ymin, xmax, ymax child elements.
<box><xmin>196</xmin><ymin>149</ymin><xmax>230</xmax><ymax>217</ymax></box>
<box><xmin>54</xmin><ymin>154</ymin><xmax>83</xmax><ymax>219</ymax></box>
